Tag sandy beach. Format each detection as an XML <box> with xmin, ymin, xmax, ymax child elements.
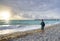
<box><xmin>0</xmin><ymin>24</ymin><xmax>60</xmax><ymax>41</ymax></box>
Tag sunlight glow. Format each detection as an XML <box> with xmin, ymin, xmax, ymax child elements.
<box><xmin>0</xmin><ymin>11</ymin><xmax>11</xmax><ymax>20</ymax></box>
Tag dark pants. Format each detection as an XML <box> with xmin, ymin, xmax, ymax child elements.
<box><xmin>41</xmin><ymin>26</ymin><xmax>44</xmax><ymax>30</ymax></box>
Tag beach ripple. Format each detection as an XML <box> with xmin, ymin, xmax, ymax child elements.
<box><xmin>8</xmin><ymin>24</ymin><xmax>60</xmax><ymax>41</ymax></box>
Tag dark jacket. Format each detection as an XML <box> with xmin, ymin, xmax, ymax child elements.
<box><xmin>41</xmin><ymin>21</ymin><xmax>45</xmax><ymax>27</ymax></box>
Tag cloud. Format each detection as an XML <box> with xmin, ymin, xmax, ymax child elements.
<box><xmin>0</xmin><ymin>0</ymin><xmax>60</xmax><ymax>19</ymax></box>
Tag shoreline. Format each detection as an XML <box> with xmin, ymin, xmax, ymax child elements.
<box><xmin>0</xmin><ymin>23</ymin><xmax>60</xmax><ymax>41</ymax></box>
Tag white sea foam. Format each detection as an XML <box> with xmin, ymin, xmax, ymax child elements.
<box><xmin>0</xmin><ymin>22</ymin><xmax>60</xmax><ymax>35</ymax></box>
<box><xmin>15</xmin><ymin>22</ymin><xmax>60</xmax><ymax>32</ymax></box>
<box><xmin>0</xmin><ymin>29</ymin><xmax>15</xmax><ymax>35</ymax></box>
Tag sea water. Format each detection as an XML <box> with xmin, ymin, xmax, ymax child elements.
<box><xmin>0</xmin><ymin>20</ymin><xmax>59</xmax><ymax>25</ymax></box>
<box><xmin>0</xmin><ymin>19</ymin><xmax>60</xmax><ymax>35</ymax></box>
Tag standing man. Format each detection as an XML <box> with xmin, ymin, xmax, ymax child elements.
<box><xmin>41</xmin><ymin>19</ymin><xmax>45</xmax><ymax>30</ymax></box>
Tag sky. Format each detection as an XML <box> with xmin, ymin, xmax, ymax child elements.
<box><xmin>0</xmin><ymin>0</ymin><xmax>60</xmax><ymax>19</ymax></box>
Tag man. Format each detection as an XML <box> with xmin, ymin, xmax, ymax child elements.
<box><xmin>41</xmin><ymin>19</ymin><xmax>45</xmax><ymax>30</ymax></box>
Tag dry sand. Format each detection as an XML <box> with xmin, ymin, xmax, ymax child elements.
<box><xmin>0</xmin><ymin>24</ymin><xmax>60</xmax><ymax>41</ymax></box>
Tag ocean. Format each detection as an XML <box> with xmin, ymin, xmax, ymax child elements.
<box><xmin>0</xmin><ymin>19</ymin><xmax>60</xmax><ymax>35</ymax></box>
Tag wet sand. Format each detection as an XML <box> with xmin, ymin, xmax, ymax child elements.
<box><xmin>0</xmin><ymin>24</ymin><xmax>60</xmax><ymax>41</ymax></box>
